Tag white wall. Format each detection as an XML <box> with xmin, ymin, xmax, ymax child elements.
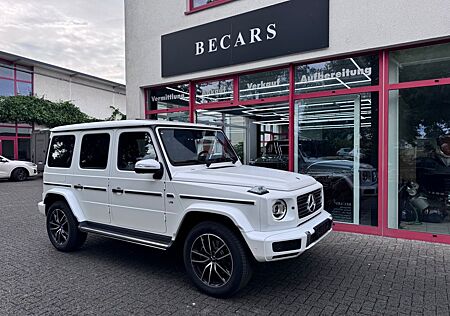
<box><xmin>125</xmin><ymin>0</ymin><xmax>450</xmax><ymax>119</ymax></box>
<box><xmin>33</xmin><ymin>66</ymin><xmax>126</xmax><ymax>120</ymax></box>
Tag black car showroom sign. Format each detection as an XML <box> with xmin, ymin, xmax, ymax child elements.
<box><xmin>161</xmin><ymin>0</ymin><xmax>329</xmax><ymax>77</ymax></box>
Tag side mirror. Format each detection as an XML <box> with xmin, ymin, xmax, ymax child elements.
<box><xmin>0</xmin><ymin>158</ymin><xmax>8</xmax><ymax>163</ymax></box>
<box><xmin>134</xmin><ymin>159</ymin><xmax>163</xmax><ymax>179</ymax></box>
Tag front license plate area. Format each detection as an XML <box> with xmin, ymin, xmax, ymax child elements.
<box><xmin>306</xmin><ymin>218</ymin><xmax>332</xmax><ymax>247</ymax></box>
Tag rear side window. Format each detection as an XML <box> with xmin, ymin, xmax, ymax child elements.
<box><xmin>80</xmin><ymin>133</ymin><xmax>110</xmax><ymax>169</ymax></box>
<box><xmin>117</xmin><ymin>132</ymin><xmax>157</xmax><ymax>171</ymax></box>
<box><xmin>48</xmin><ymin>135</ymin><xmax>76</xmax><ymax>168</ymax></box>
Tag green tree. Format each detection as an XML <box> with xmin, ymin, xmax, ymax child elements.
<box><xmin>0</xmin><ymin>95</ymin><xmax>96</xmax><ymax>128</ymax></box>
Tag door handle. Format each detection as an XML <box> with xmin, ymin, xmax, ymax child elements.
<box><xmin>112</xmin><ymin>188</ymin><xmax>124</xmax><ymax>194</ymax></box>
<box><xmin>73</xmin><ymin>184</ymin><xmax>84</xmax><ymax>190</ymax></box>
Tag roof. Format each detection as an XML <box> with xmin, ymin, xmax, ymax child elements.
<box><xmin>51</xmin><ymin>120</ymin><xmax>218</xmax><ymax>132</ymax></box>
<box><xmin>0</xmin><ymin>50</ymin><xmax>125</xmax><ymax>89</ymax></box>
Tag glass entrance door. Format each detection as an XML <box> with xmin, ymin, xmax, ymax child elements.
<box><xmin>0</xmin><ymin>138</ymin><xmax>15</xmax><ymax>159</ymax></box>
<box><xmin>294</xmin><ymin>93</ymin><xmax>379</xmax><ymax>226</ymax></box>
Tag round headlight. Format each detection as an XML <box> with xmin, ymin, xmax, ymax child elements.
<box><xmin>272</xmin><ymin>200</ymin><xmax>287</xmax><ymax>220</ymax></box>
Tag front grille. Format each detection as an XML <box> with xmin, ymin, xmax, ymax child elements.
<box><xmin>297</xmin><ymin>188</ymin><xmax>322</xmax><ymax>219</ymax></box>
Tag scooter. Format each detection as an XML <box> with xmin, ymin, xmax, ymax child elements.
<box><xmin>399</xmin><ymin>181</ymin><xmax>427</xmax><ymax>225</ymax></box>
<box><xmin>399</xmin><ymin>181</ymin><xmax>447</xmax><ymax>224</ymax></box>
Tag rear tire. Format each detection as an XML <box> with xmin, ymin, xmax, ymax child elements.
<box><xmin>46</xmin><ymin>201</ymin><xmax>87</xmax><ymax>252</ymax></box>
<box><xmin>183</xmin><ymin>221</ymin><xmax>252</xmax><ymax>298</ymax></box>
<box><xmin>11</xmin><ymin>168</ymin><xmax>28</xmax><ymax>181</ymax></box>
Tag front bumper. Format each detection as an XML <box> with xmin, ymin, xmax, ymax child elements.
<box><xmin>38</xmin><ymin>201</ymin><xmax>45</xmax><ymax>216</ymax></box>
<box><xmin>29</xmin><ymin>167</ymin><xmax>38</xmax><ymax>177</ymax></box>
<box><xmin>243</xmin><ymin>211</ymin><xmax>332</xmax><ymax>262</ymax></box>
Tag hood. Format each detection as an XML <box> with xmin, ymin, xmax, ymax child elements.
<box><xmin>172</xmin><ymin>164</ymin><xmax>317</xmax><ymax>191</ymax></box>
<box><xmin>5</xmin><ymin>159</ymin><xmax>34</xmax><ymax>167</ymax></box>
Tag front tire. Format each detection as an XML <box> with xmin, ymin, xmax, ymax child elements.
<box><xmin>46</xmin><ymin>201</ymin><xmax>87</xmax><ymax>252</ymax></box>
<box><xmin>11</xmin><ymin>168</ymin><xmax>28</xmax><ymax>181</ymax></box>
<box><xmin>183</xmin><ymin>221</ymin><xmax>252</xmax><ymax>297</ymax></box>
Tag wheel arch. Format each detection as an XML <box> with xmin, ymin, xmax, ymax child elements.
<box><xmin>173</xmin><ymin>210</ymin><xmax>253</xmax><ymax>255</ymax></box>
<box><xmin>43</xmin><ymin>188</ymin><xmax>86</xmax><ymax>222</ymax></box>
<box><xmin>11</xmin><ymin>167</ymin><xmax>30</xmax><ymax>178</ymax></box>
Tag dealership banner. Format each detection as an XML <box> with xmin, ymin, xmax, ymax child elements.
<box><xmin>161</xmin><ymin>0</ymin><xmax>329</xmax><ymax>77</ymax></box>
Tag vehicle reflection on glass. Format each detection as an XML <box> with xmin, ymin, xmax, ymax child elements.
<box><xmin>250</xmin><ymin>140</ymin><xmax>378</xmax><ymax>224</ymax></box>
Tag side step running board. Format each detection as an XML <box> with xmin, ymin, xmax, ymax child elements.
<box><xmin>79</xmin><ymin>222</ymin><xmax>172</xmax><ymax>250</ymax></box>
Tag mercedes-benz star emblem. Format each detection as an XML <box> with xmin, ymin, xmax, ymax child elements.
<box><xmin>306</xmin><ymin>194</ymin><xmax>316</xmax><ymax>213</ymax></box>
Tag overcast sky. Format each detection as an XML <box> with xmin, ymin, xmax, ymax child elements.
<box><xmin>0</xmin><ymin>0</ymin><xmax>125</xmax><ymax>84</ymax></box>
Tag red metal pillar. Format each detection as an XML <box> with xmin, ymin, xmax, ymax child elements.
<box><xmin>288</xmin><ymin>64</ymin><xmax>295</xmax><ymax>172</ymax></box>
<box><xmin>379</xmin><ymin>50</ymin><xmax>390</xmax><ymax>234</ymax></box>
<box><xmin>189</xmin><ymin>81</ymin><xmax>195</xmax><ymax>123</ymax></box>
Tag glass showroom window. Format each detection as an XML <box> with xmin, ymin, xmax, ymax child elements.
<box><xmin>196</xmin><ymin>102</ymin><xmax>289</xmax><ymax>166</ymax></box>
<box><xmin>388</xmin><ymin>85</ymin><xmax>450</xmax><ymax>235</ymax></box>
<box><xmin>146</xmin><ymin>83</ymin><xmax>189</xmax><ymax>111</ymax></box>
<box><xmin>196</xmin><ymin>108</ymin><xmax>247</xmax><ymax>162</ymax></box>
<box><xmin>195</xmin><ymin>79</ymin><xmax>233</xmax><ymax>104</ymax></box>
<box><xmin>239</xmin><ymin>68</ymin><xmax>289</xmax><ymax>101</ymax></box>
<box><xmin>146</xmin><ymin>111</ymin><xmax>190</xmax><ymax>122</ymax></box>
<box><xmin>389</xmin><ymin>42</ymin><xmax>450</xmax><ymax>83</ymax></box>
<box><xmin>295</xmin><ymin>54</ymin><xmax>379</xmax><ymax>94</ymax></box>
<box><xmin>295</xmin><ymin>93</ymin><xmax>379</xmax><ymax>226</ymax></box>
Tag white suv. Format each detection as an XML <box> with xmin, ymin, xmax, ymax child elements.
<box><xmin>38</xmin><ymin>120</ymin><xmax>332</xmax><ymax>297</ymax></box>
<box><xmin>0</xmin><ymin>155</ymin><xmax>38</xmax><ymax>181</ymax></box>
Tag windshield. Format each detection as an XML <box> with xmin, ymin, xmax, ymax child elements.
<box><xmin>158</xmin><ymin>128</ymin><xmax>238</xmax><ymax>166</ymax></box>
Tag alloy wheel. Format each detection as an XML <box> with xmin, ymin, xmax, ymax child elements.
<box><xmin>48</xmin><ymin>209</ymin><xmax>69</xmax><ymax>246</ymax></box>
<box><xmin>17</xmin><ymin>169</ymin><xmax>26</xmax><ymax>181</ymax></box>
<box><xmin>190</xmin><ymin>233</ymin><xmax>234</xmax><ymax>288</ymax></box>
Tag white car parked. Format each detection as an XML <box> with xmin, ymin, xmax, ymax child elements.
<box><xmin>0</xmin><ymin>155</ymin><xmax>38</xmax><ymax>181</ymax></box>
<box><xmin>38</xmin><ymin>120</ymin><xmax>332</xmax><ymax>297</ymax></box>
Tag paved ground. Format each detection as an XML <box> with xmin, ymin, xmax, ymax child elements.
<box><xmin>1</xmin><ymin>178</ymin><xmax>450</xmax><ymax>315</ymax></box>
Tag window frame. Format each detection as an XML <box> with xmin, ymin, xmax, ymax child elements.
<box><xmin>195</xmin><ymin>77</ymin><xmax>235</xmax><ymax>105</ymax></box>
<box><xmin>186</xmin><ymin>0</ymin><xmax>234</xmax><ymax>14</ymax></box>
<box><xmin>144</xmin><ymin>82</ymin><xmax>190</xmax><ymax>121</ymax></box>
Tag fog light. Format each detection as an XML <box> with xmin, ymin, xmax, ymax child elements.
<box><xmin>272</xmin><ymin>200</ymin><xmax>287</xmax><ymax>220</ymax></box>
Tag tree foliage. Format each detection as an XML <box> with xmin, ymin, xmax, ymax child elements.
<box><xmin>0</xmin><ymin>95</ymin><xmax>96</xmax><ymax>128</ymax></box>
<box><xmin>106</xmin><ymin>105</ymin><xmax>127</xmax><ymax>121</ymax></box>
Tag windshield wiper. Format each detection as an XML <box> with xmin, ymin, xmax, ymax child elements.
<box><xmin>205</xmin><ymin>155</ymin><xmax>213</xmax><ymax>168</ymax></box>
